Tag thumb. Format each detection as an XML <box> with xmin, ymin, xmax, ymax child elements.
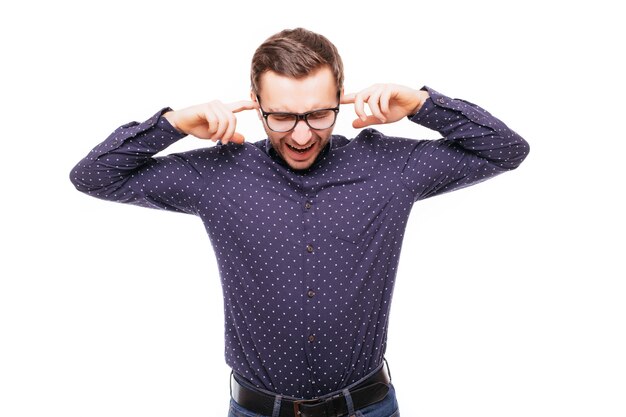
<box><xmin>230</xmin><ymin>132</ymin><xmax>246</xmax><ymax>144</ymax></box>
<box><xmin>352</xmin><ymin>115</ymin><xmax>383</xmax><ymax>129</ymax></box>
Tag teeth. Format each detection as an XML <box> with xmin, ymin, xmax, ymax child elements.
<box><xmin>288</xmin><ymin>143</ymin><xmax>313</xmax><ymax>152</ymax></box>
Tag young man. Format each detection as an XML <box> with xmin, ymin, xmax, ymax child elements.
<box><xmin>70</xmin><ymin>28</ymin><xmax>529</xmax><ymax>417</ymax></box>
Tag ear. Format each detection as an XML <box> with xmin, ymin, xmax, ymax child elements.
<box><xmin>250</xmin><ymin>90</ymin><xmax>262</xmax><ymax>120</ymax></box>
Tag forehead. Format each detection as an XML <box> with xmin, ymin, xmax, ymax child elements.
<box><xmin>258</xmin><ymin>66</ymin><xmax>337</xmax><ymax>112</ymax></box>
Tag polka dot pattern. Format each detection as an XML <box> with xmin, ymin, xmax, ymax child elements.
<box><xmin>70</xmin><ymin>86</ymin><xmax>529</xmax><ymax>399</ymax></box>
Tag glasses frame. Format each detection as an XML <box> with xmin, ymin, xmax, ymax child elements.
<box><xmin>256</xmin><ymin>93</ymin><xmax>341</xmax><ymax>133</ymax></box>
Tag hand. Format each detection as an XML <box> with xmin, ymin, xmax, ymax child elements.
<box><xmin>341</xmin><ymin>84</ymin><xmax>430</xmax><ymax>128</ymax></box>
<box><xmin>163</xmin><ymin>100</ymin><xmax>259</xmax><ymax>144</ymax></box>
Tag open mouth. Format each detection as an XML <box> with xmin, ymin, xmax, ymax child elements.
<box><xmin>286</xmin><ymin>142</ymin><xmax>314</xmax><ymax>154</ymax></box>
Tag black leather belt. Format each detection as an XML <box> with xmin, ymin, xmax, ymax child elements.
<box><xmin>231</xmin><ymin>363</ymin><xmax>391</xmax><ymax>417</ymax></box>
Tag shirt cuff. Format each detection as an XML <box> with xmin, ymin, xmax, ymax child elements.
<box><xmin>408</xmin><ymin>86</ymin><xmax>499</xmax><ymax>133</ymax></box>
<box><xmin>90</xmin><ymin>107</ymin><xmax>187</xmax><ymax>156</ymax></box>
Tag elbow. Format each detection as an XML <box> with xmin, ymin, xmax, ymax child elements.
<box><xmin>507</xmin><ymin>135</ymin><xmax>530</xmax><ymax>170</ymax></box>
<box><xmin>494</xmin><ymin>131</ymin><xmax>530</xmax><ymax>171</ymax></box>
<box><xmin>69</xmin><ymin>158</ymin><xmax>135</xmax><ymax>202</ymax></box>
<box><xmin>69</xmin><ymin>161</ymin><xmax>90</xmax><ymax>194</ymax></box>
<box><xmin>69</xmin><ymin>158</ymin><xmax>110</xmax><ymax>195</ymax></box>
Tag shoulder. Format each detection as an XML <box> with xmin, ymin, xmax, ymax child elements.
<box><xmin>329</xmin><ymin>129</ymin><xmax>422</xmax><ymax>173</ymax></box>
<box><xmin>165</xmin><ymin>138</ymin><xmax>267</xmax><ymax>173</ymax></box>
<box><xmin>351</xmin><ymin>128</ymin><xmax>421</xmax><ymax>155</ymax></box>
<box><xmin>173</xmin><ymin>138</ymin><xmax>266</xmax><ymax>159</ymax></box>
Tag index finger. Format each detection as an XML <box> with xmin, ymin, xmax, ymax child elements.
<box><xmin>227</xmin><ymin>100</ymin><xmax>259</xmax><ymax>113</ymax></box>
<box><xmin>341</xmin><ymin>93</ymin><xmax>356</xmax><ymax>104</ymax></box>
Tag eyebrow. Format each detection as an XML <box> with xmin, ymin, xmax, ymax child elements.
<box><xmin>264</xmin><ymin>103</ymin><xmax>337</xmax><ymax>113</ymax></box>
<box><xmin>258</xmin><ymin>92</ymin><xmax>340</xmax><ymax>113</ymax></box>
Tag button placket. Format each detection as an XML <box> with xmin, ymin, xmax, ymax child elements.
<box><xmin>302</xmin><ymin>193</ymin><xmax>319</xmax><ymax>379</ymax></box>
<box><xmin>303</xmin><ymin>198</ymin><xmax>315</xmax><ymax>253</ymax></box>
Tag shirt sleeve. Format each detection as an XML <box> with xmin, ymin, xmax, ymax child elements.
<box><xmin>400</xmin><ymin>86</ymin><xmax>530</xmax><ymax>202</ymax></box>
<box><xmin>69</xmin><ymin>108</ymin><xmax>204</xmax><ymax>215</ymax></box>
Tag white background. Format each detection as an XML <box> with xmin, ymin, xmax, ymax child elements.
<box><xmin>1</xmin><ymin>0</ymin><xmax>624</xmax><ymax>416</ymax></box>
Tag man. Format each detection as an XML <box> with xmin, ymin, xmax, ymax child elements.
<box><xmin>70</xmin><ymin>28</ymin><xmax>529</xmax><ymax>417</ymax></box>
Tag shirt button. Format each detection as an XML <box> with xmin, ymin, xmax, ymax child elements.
<box><xmin>437</xmin><ymin>97</ymin><xmax>445</xmax><ymax>104</ymax></box>
<box><xmin>308</xmin><ymin>335</ymin><xmax>315</xmax><ymax>342</ymax></box>
<box><xmin>307</xmin><ymin>289</ymin><xmax>316</xmax><ymax>298</ymax></box>
<box><xmin>306</xmin><ymin>244</ymin><xmax>314</xmax><ymax>253</ymax></box>
<box><xmin>304</xmin><ymin>201</ymin><xmax>312</xmax><ymax>209</ymax></box>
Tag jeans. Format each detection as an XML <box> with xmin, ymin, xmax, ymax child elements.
<box><xmin>228</xmin><ymin>383</ymin><xmax>400</xmax><ymax>417</ymax></box>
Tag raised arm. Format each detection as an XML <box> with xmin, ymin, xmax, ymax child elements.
<box><xmin>342</xmin><ymin>84</ymin><xmax>529</xmax><ymax>201</ymax></box>
<box><xmin>400</xmin><ymin>86</ymin><xmax>529</xmax><ymax>200</ymax></box>
<box><xmin>69</xmin><ymin>100</ymin><xmax>258</xmax><ymax>214</ymax></box>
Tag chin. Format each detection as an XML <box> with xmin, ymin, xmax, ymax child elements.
<box><xmin>280</xmin><ymin>142</ymin><xmax>322</xmax><ymax>171</ymax></box>
<box><xmin>285</xmin><ymin>155</ymin><xmax>317</xmax><ymax>171</ymax></box>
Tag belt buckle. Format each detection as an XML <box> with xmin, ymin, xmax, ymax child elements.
<box><xmin>293</xmin><ymin>398</ymin><xmax>321</xmax><ymax>417</ymax></box>
<box><xmin>294</xmin><ymin>394</ymin><xmax>344</xmax><ymax>417</ymax></box>
<box><xmin>293</xmin><ymin>400</ymin><xmax>302</xmax><ymax>416</ymax></box>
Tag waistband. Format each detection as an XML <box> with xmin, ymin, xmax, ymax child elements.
<box><xmin>230</xmin><ymin>359</ymin><xmax>392</xmax><ymax>417</ymax></box>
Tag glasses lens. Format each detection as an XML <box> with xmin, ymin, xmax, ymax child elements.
<box><xmin>267</xmin><ymin>114</ymin><xmax>297</xmax><ymax>132</ymax></box>
<box><xmin>306</xmin><ymin>110</ymin><xmax>336</xmax><ymax>130</ymax></box>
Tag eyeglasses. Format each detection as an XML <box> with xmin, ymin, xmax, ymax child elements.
<box><xmin>256</xmin><ymin>94</ymin><xmax>340</xmax><ymax>133</ymax></box>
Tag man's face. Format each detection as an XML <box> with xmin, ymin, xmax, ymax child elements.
<box><xmin>254</xmin><ymin>66</ymin><xmax>339</xmax><ymax>171</ymax></box>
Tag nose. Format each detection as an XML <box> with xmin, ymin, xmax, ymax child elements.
<box><xmin>291</xmin><ymin>120</ymin><xmax>312</xmax><ymax>145</ymax></box>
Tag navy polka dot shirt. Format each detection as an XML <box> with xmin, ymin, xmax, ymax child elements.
<box><xmin>70</xmin><ymin>86</ymin><xmax>529</xmax><ymax>398</ymax></box>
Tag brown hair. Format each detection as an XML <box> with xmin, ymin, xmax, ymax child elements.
<box><xmin>250</xmin><ymin>28</ymin><xmax>344</xmax><ymax>95</ymax></box>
